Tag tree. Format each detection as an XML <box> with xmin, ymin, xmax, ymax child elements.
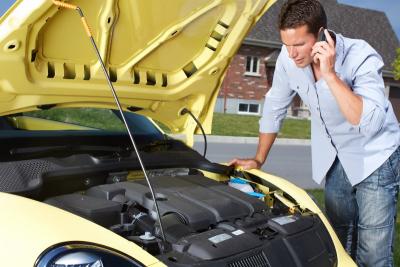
<box><xmin>394</xmin><ymin>48</ymin><xmax>400</xmax><ymax>80</ymax></box>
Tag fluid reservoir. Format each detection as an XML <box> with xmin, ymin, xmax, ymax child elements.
<box><xmin>228</xmin><ymin>178</ymin><xmax>254</xmax><ymax>193</ymax></box>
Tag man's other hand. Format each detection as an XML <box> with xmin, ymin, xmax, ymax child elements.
<box><xmin>228</xmin><ymin>133</ymin><xmax>276</xmax><ymax>171</ymax></box>
<box><xmin>228</xmin><ymin>158</ymin><xmax>262</xmax><ymax>170</ymax></box>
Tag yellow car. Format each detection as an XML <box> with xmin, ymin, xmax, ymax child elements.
<box><xmin>0</xmin><ymin>0</ymin><xmax>355</xmax><ymax>266</ymax></box>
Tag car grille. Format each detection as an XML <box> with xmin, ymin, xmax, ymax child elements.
<box><xmin>228</xmin><ymin>252</ymin><xmax>270</xmax><ymax>267</ymax></box>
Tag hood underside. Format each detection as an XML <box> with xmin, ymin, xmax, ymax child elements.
<box><xmin>0</xmin><ymin>0</ymin><xmax>275</xmax><ymax>135</ymax></box>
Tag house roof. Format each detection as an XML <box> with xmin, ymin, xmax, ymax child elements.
<box><xmin>265</xmin><ymin>50</ymin><xmax>280</xmax><ymax>66</ymax></box>
<box><xmin>246</xmin><ymin>0</ymin><xmax>400</xmax><ymax>72</ymax></box>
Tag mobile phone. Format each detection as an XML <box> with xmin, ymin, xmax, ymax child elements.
<box><xmin>318</xmin><ymin>29</ymin><xmax>326</xmax><ymax>42</ymax></box>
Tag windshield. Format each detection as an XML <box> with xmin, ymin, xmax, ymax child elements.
<box><xmin>0</xmin><ymin>108</ymin><xmax>168</xmax><ymax>161</ymax></box>
<box><xmin>1</xmin><ymin>107</ymin><xmax>164</xmax><ymax>138</ymax></box>
<box><xmin>24</xmin><ymin>108</ymin><xmax>127</xmax><ymax>131</ymax></box>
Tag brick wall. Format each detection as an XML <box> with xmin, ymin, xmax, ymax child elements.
<box><xmin>219</xmin><ymin>44</ymin><xmax>274</xmax><ymax>102</ymax></box>
<box><xmin>218</xmin><ymin>44</ymin><xmax>301</xmax><ymax>115</ymax></box>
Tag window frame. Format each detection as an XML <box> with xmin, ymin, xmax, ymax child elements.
<box><xmin>237</xmin><ymin>102</ymin><xmax>260</xmax><ymax>115</ymax></box>
<box><xmin>244</xmin><ymin>56</ymin><xmax>261</xmax><ymax>76</ymax></box>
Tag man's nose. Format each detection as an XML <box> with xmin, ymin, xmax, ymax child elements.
<box><xmin>288</xmin><ymin>46</ymin><xmax>297</xmax><ymax>58</ymax></box>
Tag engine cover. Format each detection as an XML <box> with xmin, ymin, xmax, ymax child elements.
<box><xmin>45</xmin><ymin>173</ymin><xmax>338</xmax><ymax>266</ymax></box>
<box><xmin>87</xmin><ymin>174</ymin><xmax>266</xmax><ymax>231</ymax></box>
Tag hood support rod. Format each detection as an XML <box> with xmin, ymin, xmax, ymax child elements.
<box><xmin>52</xmin><ymin>0</ymin><xmax>167</xmax><ymax>244</ymax></box>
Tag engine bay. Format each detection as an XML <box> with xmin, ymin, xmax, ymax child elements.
<box><xmin>0</xmin><ymin>150</ymin><xmax>337</xmax><ymax>267</ymax></box>
<box><xmin>41</xmin><ymin>168</ymin><xmax>337</xmax><ymax>267</ymax></box>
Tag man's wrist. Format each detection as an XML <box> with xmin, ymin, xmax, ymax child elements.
<box><xmin>324</xmin><ymin>72</ymin><xmax>338</xmax><ymax>84</ymax></box>
<box><xmin>253</xmin><ymin>157</ymin><xmax>264</xmax><ymax>168</ymax></box>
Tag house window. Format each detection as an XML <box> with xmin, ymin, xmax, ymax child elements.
<box><xmin>245</xmin><ymin>56</ymin><xmax>260</xmax><ymax>75</ymax></box>
<box><xmin>238</xmin><ymin>103</ymin><xmax>260</xmax><ymax>115</ymax></box>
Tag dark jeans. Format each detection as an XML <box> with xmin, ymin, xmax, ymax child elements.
<box><xmin>325</xmin><ymin>147</ymin><xmax>400</xmax><ymax>267</ymax></box>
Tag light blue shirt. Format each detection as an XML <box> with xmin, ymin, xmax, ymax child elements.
<box><xmin>260</xmin><ymin>33</ymin><xmax>400</xmax><ymax>185</ymax></box>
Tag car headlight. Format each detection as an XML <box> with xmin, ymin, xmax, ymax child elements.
<box><xmin>35</xmin><ymin>242</ymin><xmax>143</xmax><ymax>267</ymax></box>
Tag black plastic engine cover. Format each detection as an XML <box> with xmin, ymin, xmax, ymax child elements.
<box><xmin>45</xmin><ymin>194</ymin><xmax>121</xmax><ymax>227</ymax></box>
<box><xmin>173</xmin><ymin>228</ymin><xmax>264</xmax><ymax>260</ymax></box>
<box><xmin>159</xmin><ymin>214</ymin><xmax>337</xmax><ymax>267</ymax></box>
<box><xmin>88</xmin><ymin>175</ymin><xmax>266</xmax><ymax>231</ymax></box>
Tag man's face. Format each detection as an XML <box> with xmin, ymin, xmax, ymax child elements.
<box><xmin>280</xmin><ymin>25</ymin><xmax>318</xmax><ymax>68</ymax></box>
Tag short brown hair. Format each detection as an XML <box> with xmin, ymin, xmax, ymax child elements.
<box><xmin>278</xmin><ymin>0</ymin><xmax>327</xmax><ymax>36</ymax></box>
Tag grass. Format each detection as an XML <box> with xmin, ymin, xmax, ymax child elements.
<box><xmin>307</xmin><ymin>189</ymin><xmax>400</xmax><ymax>265</ymax></box>
<box><xmin>306</xmin><ymin>189</ymin><xmax>326</xmax><ymax>211</ymax></box>
<box><xmin>211</xmin><ymin>113</ymin><xmax>260</xmax><ymax>137</ymax></box>
<box><xmin>25</xmin><ymin>108</ymin><xmax>126</xmax><ymax>131</ymax></box>
<box><xmin>24</xmin><ymin>109</ymin><xmax>311</xmax><ymax>139</ymax></box>
<box><xmin>211</xmin><ymin>113</ymin><xmax>310</xmax><ymax>139</ymax></box>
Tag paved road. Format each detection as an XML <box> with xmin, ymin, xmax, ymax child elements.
<box><xmin>193</xmin><ymin>141</ymin><xmax>323</xmax><ymax>189</ymax></box>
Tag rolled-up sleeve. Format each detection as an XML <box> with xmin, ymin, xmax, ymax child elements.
<box><xmin>259</xmin><ymin>51</ymin><xmax>296</xmax><ymax>133</ymax></box>
<box><xmin>352</xmin><ymin>53</ymin><xmax>386</xmax><ymax>136</ymax></box>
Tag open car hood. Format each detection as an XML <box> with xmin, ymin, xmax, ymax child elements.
<box><xmin>0</xmin><ymin>0</ymin><xmax>275</xmax><ymax>139</ymax></box>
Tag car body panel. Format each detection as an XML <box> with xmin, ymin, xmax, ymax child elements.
<box><xmin>0</xmin><ymin>192</ymin><xmax>165</xmax><ymax>266</ymax></box>
<box><xmin>0</xmin><ymin>1</ymin><xmax>357</xmax><ymax>266</ymax></box>
<box><xmin>0</xmin><ymin>0</ymin><xmax>275</xmax><ymax>145</ymax></box>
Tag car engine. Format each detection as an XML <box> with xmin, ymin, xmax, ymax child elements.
<box><xmin>43</xmin><ymin>170</ymin><xmax>338</xmax><ymax>267</ymax></box>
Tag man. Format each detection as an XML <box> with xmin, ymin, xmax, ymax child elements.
<box><xmin>229</xmin><ymin>0</ymin><xmax>400</xmax><ymax>266</ymax></box>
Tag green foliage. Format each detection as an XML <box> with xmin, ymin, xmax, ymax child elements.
<box><xmin>394</xmin><ymin>48</ymin><xmax>400</xmax><ymax>80</ymax></box>
<box><xmin>24</xmin><ymin>109</ymin><xmax>311</xmax><ymax>139</ymax></box>
<box><xmin>24</xmin><ymin>108</ymin><xmax>125</xmax><ymax>131</ymax></box>
<box><xmin>211</xmin><ymin>113</ymin><xmax>261</xmax><ymax>137</ymax></box>
<box><xmin>211</xmin><ymin>113</ymin><xmax>310</xmax><ymax>139</ymax></box>
<box><xmin>160</xmin><ymin>113</ymin><xmax>310</xmax><ymax>139</ymax></box>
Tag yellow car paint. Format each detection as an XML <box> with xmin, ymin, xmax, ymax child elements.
<box><xmin>0</xmin><ymin>0</ymin><xmax>276</xmax><ymax>147</ymax></box>
<box><xmin>0</xmin><ymin>0</ymin><xmax>355</xmax><ymax>266</ymax></box>
<box><xmin>0</xmin><ymin>192</ymin><xmax>165</xmax><ymax>266</ymax></box>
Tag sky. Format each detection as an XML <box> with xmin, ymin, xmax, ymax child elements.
<box><xmin>0</xmin><ymin>0</ymin><xmax>399</xmax><ymax>40</ymax></box>
<box><xmin>0</xmin><ymin>0</ymin><xmax>14</xmax><ymax>17</ymax></box>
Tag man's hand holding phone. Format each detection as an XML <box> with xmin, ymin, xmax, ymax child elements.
<box><xmin>311</xmin><ymin>29</ymin><xmax>336</xmax><ymax>81</ymax></box>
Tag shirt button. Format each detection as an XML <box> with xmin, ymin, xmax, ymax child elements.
<box><xmin>326</xmin><ymin>134</ymin><xmax>331</xmax><ymax>139</ymax></box>
<box><xmin>317</xmin><ymin>107</ymin><xmax>320</xmax><ymax>111</ymax></box>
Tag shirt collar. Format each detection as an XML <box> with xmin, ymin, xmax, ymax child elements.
<box><xmin>334</xmin><ymin>32</ymin><xmax>345</xmax><ymax>75</ymax></box>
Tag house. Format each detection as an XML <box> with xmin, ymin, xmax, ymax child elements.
<box><xmin>215</xmin><ymin>0</ymin><xmax>400</xmax><ymax>119</ymax></box>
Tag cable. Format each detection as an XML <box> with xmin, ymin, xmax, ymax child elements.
<box><xmin>181</xmin><ymin>108</ymin><xmax>207</xmax><ymax>157</ymax></box>
<box><xmin>52</xmin><ymin>0</ymin><xmax>167</xmax><ymax>245</ymax></box>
